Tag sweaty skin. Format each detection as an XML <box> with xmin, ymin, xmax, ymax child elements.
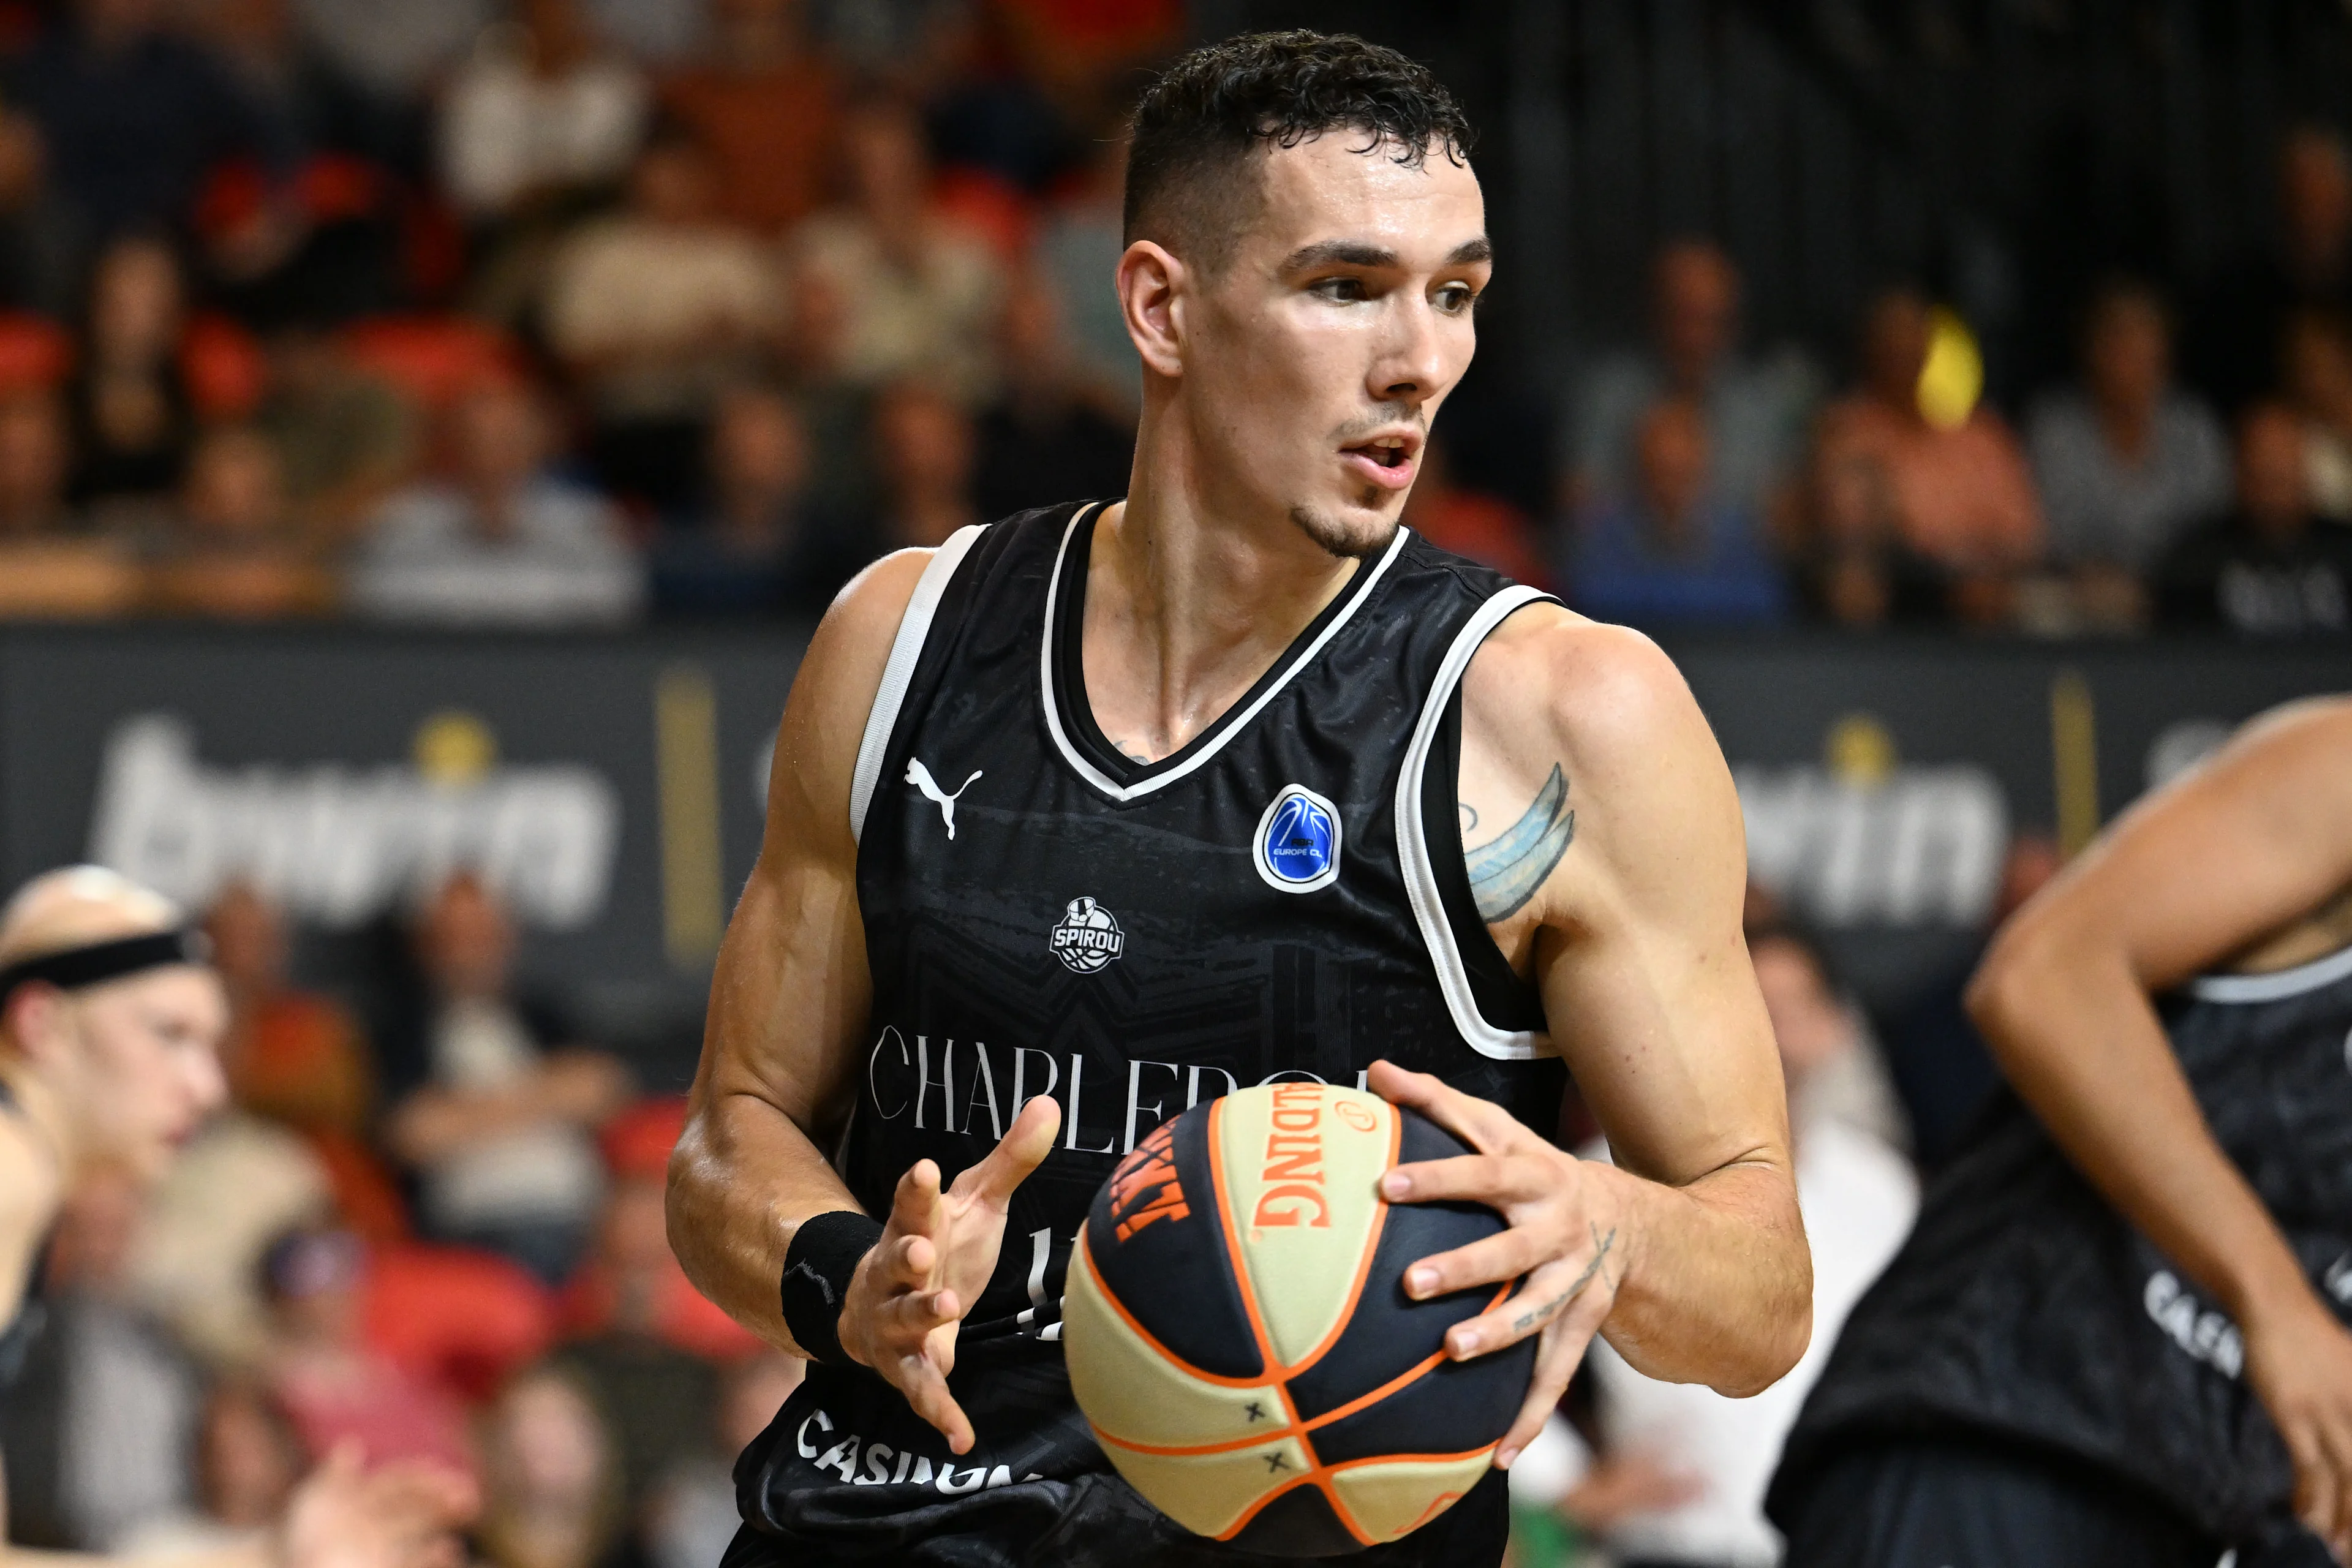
<box><xmin>1967</xmin><ymin>698</ymin><xmax>2352</xmax><ymax>1561</ymax></box>
<box><xmin>668</xmin><ymin>127</ymin><xmax>1807</xmax><ymax>1469</ymax></box>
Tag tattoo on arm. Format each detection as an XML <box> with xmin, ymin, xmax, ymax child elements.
<box><xmin>1512</xmin><ymin>1223</ymin><xmax>1616</xmax><ymax>1333</ymax></box>
<box><xmin>1464</xmin><ymin>763</ymin><xmax>1576</xmax><ymax>924</ymax></box>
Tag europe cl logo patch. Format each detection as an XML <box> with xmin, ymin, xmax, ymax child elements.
<box><xmin>1254</xmin><ymin>783</ymin><xmax>1341</xmax><ymax>894</ymax></box>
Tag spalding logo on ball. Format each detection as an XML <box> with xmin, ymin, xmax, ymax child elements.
<box><xmin>1063</xmin><ymin>1082</ymin><xmax>1536</xmax><ymax>1556</ymax></box>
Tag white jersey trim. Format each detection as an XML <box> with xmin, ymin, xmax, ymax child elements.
<box><xmin>1395</xmin><ymin>583</ymin><xmax>1558</xmax><ymax>1061</ymax></box>
<box><xmin>1039</xmin><ymin>507</ymin><xmax>1411</xmax><ymax>804</ymax></box>
<box><xmin>2189</xmin><ymin>941</ymin><xmax>2352</xmax><ymax>1004</ymax></box>
<box><xmin>850</xmin><ymin>524</ymin><xmax>987</xmax><ymax>845</ymax></box>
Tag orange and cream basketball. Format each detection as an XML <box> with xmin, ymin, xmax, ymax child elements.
<box><xmin>1063</xmin><ymin>1082</ymin><xmax>1535</xmax><ymax>1556</ymax></box>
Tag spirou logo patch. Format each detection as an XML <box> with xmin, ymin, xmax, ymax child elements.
<box><xmin>1050</xmin><ymin>896</ymin><xmax>1125</xmax><ymax>974</ymax></box>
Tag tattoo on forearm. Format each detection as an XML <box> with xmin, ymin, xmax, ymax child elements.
<box><xmin>1512</xmin><ymin>1224</ymin><xmax>1617</xmax><ymax>1333</ymax></box>
<box><xmin>1465</xmin><ymin>764</ymin><xmax>1575</xmax><ymax>924</ymax></box>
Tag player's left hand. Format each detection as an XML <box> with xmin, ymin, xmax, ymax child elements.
<box><xmin>1366</xmin><ymin>1059</ymin><xmax>1629</xmax><ymax>1471</ymax></box>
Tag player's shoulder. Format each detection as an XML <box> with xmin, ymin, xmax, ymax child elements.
<box><xmin>1460</xmin><ymin>601</ymin><xmax>1717</xmax><ymax>787</ymax></box>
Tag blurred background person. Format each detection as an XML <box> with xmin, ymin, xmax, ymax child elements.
<box><xmin>146</xmin><ymin>424</ymin><xmax>337</xmax><ymax>619</ymax></box>
<box><xmin>543</xmin><ymin>119</ymin><xmax>780</xmax><ymax>513</ymax></box>
<box><xmin>470</xmin><ymin>1365</ymin><xmax>637</xmax><ymax>1568</ymax></box>
<box><xmin>348</xmin><ymin>379</ymin><xmax>643</xmax><ymax>627</ymax></box>
<box><xmin>2157</xmin><ymin>399</ymin><xmax>2352</xmax><ymax>636</ymax></box>
<box><xmin>0</xmin><ymin>385</ymin><xmax>141</xmax><ymax>617</ymax></box>
<box><xmin>1811</xmin><ymin>285</ymin><xmax>2044</xmax><ymax>625</ymax></box>
<box><xmin>2188</xmin><ymin>124</ymin><xmax>2352</xmax><ymax>415</ymax></box>
<box><xmin>1402</xmin><ymin>434</ymin><xmax>1547</xmax><ymax>587</ymax></box>
<box><xmin>2027</xmin><ymin>279</ymin><xmax>2230</xmax><ymax>633</ymax></box>
<box><xmin>1565</xmin><ymin>395</ymin><xmax>1787</xmax><ymax>628</ymax></box>
<box><xmin>639</xmin><ymin>1352</ymin><xmax>803</xmax><ymax>1568</ymax></box>
<box><xmin>653</xmin><ymin>0</ymin><xmax>841</xmax><ymax>239</ymax></box>
<box><xmin>862</xmin><ymin>375</ymin><xmax>980</xmax><ymax>549</ymax></box>
<box><xmin>119</xmin><ymin>1381</ymin><xmax>310</xmax><ymax>1558</ymax></box>
<box><xmin>971</xmin><ymin>270</ymin><xmax>1131</xmax><ymax>522</ymax></box>
<box><xmin>385</xmin><ymin>873</ymin><xmax>630</xmax><ymax>1286</ymax></box>
<box><xmin>1561</xmin><ymin>238</ymin><xmax>1819</xmax><ymax>533</ymax></box>
<box><xmin>66</xmin><ymin>235</ymin><xmax>200</xmax><ymax>517</ymax></box>
<box><xmin>2282</xmin><ymin>306</ymin><xmax>2352</xmax><ymax>524</ymax></box>
<box><xmin>251</xmin><ymin>323</ymin><xmax>420</xmax><ymax>543</ymax></box>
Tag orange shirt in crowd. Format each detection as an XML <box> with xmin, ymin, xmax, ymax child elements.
<box><xmin>1817</xmin><ymin>396</ymin><xmax>2044</xmax><ymax>569</ymax></box>
<box><xmin>228</xmin><ymin>990</ymin><xmax>410</xmax><ymax>1241</ymax></box>
<box><xmin>657</xmin><ymin>58</ymin><xmax>841</xmax><ymax>234</ymax></box>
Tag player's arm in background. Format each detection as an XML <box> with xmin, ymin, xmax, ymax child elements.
<box><xmin>1369</xmin><ymin>609</ymin><xmax>1809</xmax><ymax>1466</ymax></box>
<box><xmin>1967</xmin><ymin>696</ymin><xmax>2352</xmax><ymax>1561</ymax></box>
<box><xmin>666</xmin><ymin>548</ymin><xmax>1058</xmax><ymax>1455</ymax></box>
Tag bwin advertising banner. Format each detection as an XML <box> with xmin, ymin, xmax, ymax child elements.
<box><xmin>0</xmin><ymin>624</ymin><xmax>2341</xmax><ymax>1023</ymax></box>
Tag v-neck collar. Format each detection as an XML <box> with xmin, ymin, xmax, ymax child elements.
<box><xmin>1039</xmin><ymin>501</ymin><xmax>1410</xmax><ymax>803</ymax></box>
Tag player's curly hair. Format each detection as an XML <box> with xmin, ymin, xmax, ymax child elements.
<box><xmin>1123</xmin><ymin>31</ymin><xmax>1476</xmax><ymax>273</ymax></box>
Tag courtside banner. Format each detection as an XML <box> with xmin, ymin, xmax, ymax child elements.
<box><xmin>0</xmin><ymin>625</ymin><xmax>2339</xmax><ymax>1025</ymax></box>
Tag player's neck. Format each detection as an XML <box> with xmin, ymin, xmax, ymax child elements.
<box><xmin>1087</xmin><ymin>442</ymin><xmax>1364</xmax><ymax>764</ymax></box>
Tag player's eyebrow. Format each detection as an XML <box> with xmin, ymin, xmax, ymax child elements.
<box><xmin>1280</xmin><ymin>239</ymin><xmax>1398</xmax><ymax>272</ymax></box>
<box><xmin>1446</xmin><ymin>236</ymin><xmax>1494</xmax><ymax>266</ymax></box>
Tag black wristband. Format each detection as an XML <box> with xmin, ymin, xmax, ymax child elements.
<box><xmin>780</xmin><ymin>1210</ymin><xmax>884</xmax><ymax>1368</ymax></box>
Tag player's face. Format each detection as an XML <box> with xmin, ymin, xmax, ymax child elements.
<box><xmin>1189</xmin><ymin>134</ymin><xmax>1490</xmax><ymax>558</ymax></box>
<box><xmin>61</xmin><ymin>967</ymin><xmax>229</xmax><ymax>1180</ymax></box>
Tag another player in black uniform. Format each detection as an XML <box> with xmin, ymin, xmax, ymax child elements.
<box><xmin>0</xmin><ymin>865</ymin><xmax>475</xmax><ymax>1568</ymax></box>
<box><xmin>1769</xmin><ymin>697</ymin><xmax>2352</xmax><ymax>1567</ymax></box>
<box><xmin>669</xmin><ymin>31</ymin><xmax>1811</xmax><ymax>1568</ymax></box>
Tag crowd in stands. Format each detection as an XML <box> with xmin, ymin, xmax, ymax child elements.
<box><xmin>0</xmin><ymin>0</ymin><xmax>2331</xmax><ymax>635</ymax></box>
<box><xmin>0</xmin><ymin>867</ymin><xmax>794</xmax><ymax>1568</ymax></box>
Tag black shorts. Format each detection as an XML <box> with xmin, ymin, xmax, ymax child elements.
<box><xmin>1777</xmin><ymin>1436</ymin><xmax>2329</xmax><ymax>1568</ymax></box>
<box><xmin>716</xmin><ymin>1465</ymin><xmax>1509</xmax><ymax>1568</ymax></box>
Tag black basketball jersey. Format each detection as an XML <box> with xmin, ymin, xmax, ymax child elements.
<box><xmin>733</xmin><ymin>502</ymin><xmax>1569</xmax><ymax>1565</ymax></box>
<box><xmin>1768</xmin><ymin>941</ymin><xmax>2352</xmax><ymax>1544</ymax></box>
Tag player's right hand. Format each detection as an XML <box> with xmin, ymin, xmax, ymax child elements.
<box><xmin>839</xmin><ymin>1093</ymin><xmax>1061</xmax><ymax>1455</ymax></box>
<box><xmin>2244</xmin><ymin>1292</ymin><xmax>2352</xmax><ymax>1562</ymax></box>
<box><xmin>279</xmin><ymin>1440</ymin><xmax>478</xmax><ymax>1568</ymax></box>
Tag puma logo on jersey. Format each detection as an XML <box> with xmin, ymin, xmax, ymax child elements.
<box><xmin>907</xmin><ymin>760</ymin><xmax>982</xmax><ymax>839</ymax></box>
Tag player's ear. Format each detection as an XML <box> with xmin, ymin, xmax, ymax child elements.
<box><xmin>1117</xmin><ymin>240</ymin><xmax>1186</xmax><ymax>379</ymax></box>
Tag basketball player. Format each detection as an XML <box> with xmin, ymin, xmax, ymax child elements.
<box><xmin>1768</xmin><ymin>698</ymin><xmax>2352</xmax><ymax>1567</ymax></box>
<box><xmin>668</xmin><ymin>31</ymin><xmax>1810</xmax><ymax>1567</ymax></box>
<box><xmin>0</xmin><ymin>865</ymin><xmax>475</xmax><ymax>1568</ymax></box>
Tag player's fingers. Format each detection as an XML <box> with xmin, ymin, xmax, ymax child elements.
<box><xmin>1446</xmin><ymin>1240</ymin><xmax>1619</xmax><ymax>1360</ymax></box>
<box><xmin>1400</xmin><ymin>1225</ymin><xmax>1552</xmax><ymax>1302</ymax></box>
<box><xmin>889</xmin><ymin>1159</ymin><xmax>946</xmax><ymax>1239</ymax></box>
<box><xmin>960</xmin><ymin>1095</ymin><xmax>1063</xmax><ymax>1205</ymax></box>
<box><xmin>892</xmin><ymin>1349</ymin><xmax>976</xmax><ymax>1455</ymax></box>
<box><xmin>2291</xmin><ymin>1417</ymin><xmax>2342</xmax><ymax>1548</ymax></box>
<box><xmin>1368</xmin><ymin>1060</ymin><xmax>1529</xmax><ymax>1155</ymax></box>
<box><xmin>2317</xmin><ymin>1415</ymin><xmax>2352</xmax><ymax>1559</ymax></box>
<box><xmin>872</xmin><ymin>1286</ymin><xmax>961</xmax><ymax>1352</ymax></box>
<box><xmin>1494</xmin><ymin>1302</ymin><xmax>1608</xmax><ymax>1468</ymax></box>
<box><xmin>1382</xmin><ymin>1152</ymin><xmax>1550</xmax><ymax>1208</ymax></box>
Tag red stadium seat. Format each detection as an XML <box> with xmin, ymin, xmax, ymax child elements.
<box><xmin>339</xmin><ymin>314</ymin><xmax>527</xmax><ymax>408</ymax></box>
<box><xmin>363</xmin><ymin>1242</ymin><xmax>556</xmax><ymax>1403</ymax></box>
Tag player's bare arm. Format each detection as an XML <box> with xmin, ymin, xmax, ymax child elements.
<box><xmin>667</xmin><ymin>549</ymin><xmax>1059</xmax><ymax>1455</ymax></box>
<box><xmin>1966</xmin><ymin>696</ymin><xmax>2352</xmax><ymax>1557</ymax></box>
<box><xmin>1371</xmin><ymin>608</ymin><xmax>1809</xmax><ymax>1464</ymax></box>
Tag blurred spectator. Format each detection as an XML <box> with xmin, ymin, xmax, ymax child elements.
<box><xmin>2157</xmin><ymin>399</ymin><xmax>2352</xmax><ymax>636</ymax></box>
<box><xmin>6</xmin><ymin>0</ymin><xmax>293</xmax><ymax>241</ymax></box>
<box><xmin>67</xmin><ymin>235</ymin><xmax>198</xmax><ymax>511</ymax></box>
<box><xmin>2026</xmin><ymin>279</ymin><xmax>2230</xmax><ymax>630</ymax></box>
<box><xmin>1403</xmin><ymin>435</ymin><xmax>1545</xmax><ymax>587</ymax></box>
<box><xmin>2187</xmin><ymin>124</ymin><xmax>2352</xmax><ymax>415</ymax></box>
<box><xmin>1566</xmin><ymin>397</ymin><xmax>1785</xmax><ymax>627</ymax></box>
<box><xmin>1811</xmin><ymin>287</ymin><xmax>2042</xmax><ymax>624</ymax></box>
<box><xmin>1562</xmin><ymin>239</ymin><xmax>1819</xmax><ymax>529</ymax></box>
<box><xmin>0</xmin><ymin>1169</ymin><xmax>200</xmax><ymax>1550</ymax></box>
<box><xmin>260</xmin><ymin>1227</ymin><xmax>475</xmax><ymax>1474</ymax></box>
<box><xmin>385</xmin><ymin>874</ymin><xmax>630</xmax><ymax>1284</ymax></box>
<box><xmin>971</xmin><ymin>271</ymin><xmax>1131</xmax><ymax>521</ymax></box>
<box><xmin>472</xmin><ymin>1366</ymin><xmax>636</xmax><ymax>1568</ymax></box>
<box><xmin>118</xmin><ymin>1381</ymin><xmax>306</xmax><ymax>1558</ymax></box>
<box><xmin>788</xmin><ymin>96</ymin><xmax>1004</xmax><ymax>403</ymax></box>
<box><xmin>0</xmin><ymin>105</ymin><xmax>82</xmax><ymax>318</ymax></box>
<box><xmin>655</xmin><ymin>0</ymin><xmax>842</xmax><ymax>236</ymax></box>
<box><xmin>545</xmin><ymin>121</ymin><xmax>782</xmax><ymax>511</ymax></box>
<box><xmin>0</xmin><ymin>387</ymin><xmax>141</xmax><ymax>617</ymax></box>
<box><xmin>148</xmin><ymin>426</ymin><xmax>338</xmax><ymax>619</ymax></box>
<box><xmin>294</xmin><ymin>0</ymin><xmax>489</xmax><ymax>103</ymax></box>
<box><xmin>252</xmin><ymin>325</ymin><xmax>421</xmax><ymax>539</ymax></box>
<box><xmin>438</xmin><ymin>0</ymin><xmax>648</xmax><ymax>222</ymax></box>
<box><xmin>1527</xmin><ymin>924</ymin><xmax>1915</xmax><ymax>1567</ymax></box>
<box><xmin>552</xmin><ymin>1102</ymin><xmax>756</xmax><ymax>1519</ymax></box>
<box><xmin>986</xmin><ymin>0</ymin><xmax>1181</xmax><ymax>154</ymax></box>
<box><xmin>2283</xmin><ymin>307</ymin><xmax>2352</xmax><ymax>522</ymax></box>
<box><xmin>1032</xmin><ymin>132</ymin><xmax>1136</xmax><ymax>404</ymax></box>
<box><xmin>647</xmin><ymin>382</ymin><xmax>870</xmax><ymax>618</ymax></box>
<box><xmin>865</xmin><ymin>377</ymin><xmax>980</xmax><ymax>549</ymax></box>
<box><xmin>641</xmin><ymin>1353</ymin><xmax>803</xmax><ymax>1568</ymax></box>
<box><xmin>349</xmin><ymin>380</ymin><xmax>644</xmax><ymax>627</ymax></box>
<box><xmin>204</xmin><ymin>880</ymin><xmax>404</xmax><ymax>1239</ymax></box>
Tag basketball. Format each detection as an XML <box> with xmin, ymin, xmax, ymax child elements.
<box><xmin>1063</xmin><ymin>1081</ymin><xmax>1536</xmax><ymax>1556</ymax></box>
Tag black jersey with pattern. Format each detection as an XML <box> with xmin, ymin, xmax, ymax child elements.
<box><xmin>1769</xmin><ymin>942</ymin><xmax>2352</xmax><ymax>1545</ymax></box>
<box><xmin>730</xmin><ymin>502</ymin><xmax>1568</xmax><ymax>1566</ymax></box>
